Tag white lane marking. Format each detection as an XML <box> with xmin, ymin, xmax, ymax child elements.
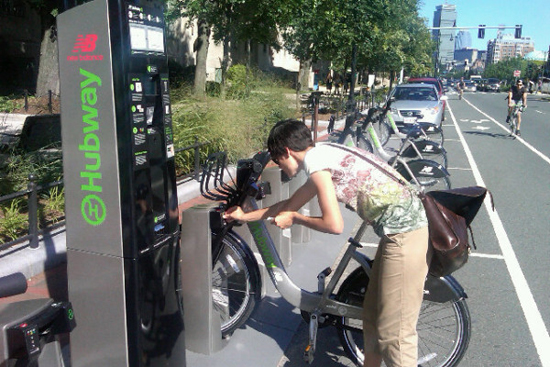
<box><xmin>462</xmin><ymin>98</ymin><xmax>550</xmax><ymax>166</ymax></box>
<box><xmin>447</xmin><ymin>103</ymin><xmax>550</xmax><ymax>367</ymax></box>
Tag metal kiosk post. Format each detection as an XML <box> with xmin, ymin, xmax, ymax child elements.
<box><xmin>57</xmin><ymin>1</ymin><xmax>186</xmax><ymax>366</ymax></box>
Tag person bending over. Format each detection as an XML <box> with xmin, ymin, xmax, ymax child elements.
<box><xmin>224</xmin><ymin>119</ymin><xmax>431</xmax><ymax>367</ymax></box>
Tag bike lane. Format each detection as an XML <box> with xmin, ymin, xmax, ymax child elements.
<box><xmin>444</xmin><ymin>98</ymin><xmax>550</xmax><ymax>367</ymax></box>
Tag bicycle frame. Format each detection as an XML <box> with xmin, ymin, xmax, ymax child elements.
<box><xmin>241</xmin><ymin>195</ymin><xmax>371</xmax><ymax>320</ymax></box>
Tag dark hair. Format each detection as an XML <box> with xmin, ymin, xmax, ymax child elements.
<box><xmin>267</xmin><ymin>119</ymin><xmax>314</xmax><ymax>159</ymax></box>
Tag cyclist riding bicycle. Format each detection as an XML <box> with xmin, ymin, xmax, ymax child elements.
<box><xmin>457</xmin><ymin>77</ymin><xmax>465</xmax><ymax>100</ymax></box>
<box><xmin>506</xmin><ymin>79</ymin><xmax>527</xmax><ymax>136</ymax></box>
<box><xmin>224</xmin><ymin>119</ymin><xmax>431</xmax><ymax>367</ymax></box>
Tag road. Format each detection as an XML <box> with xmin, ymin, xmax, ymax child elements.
<box><xmin>279</xmin><ymin>89</ymin><xmax>550</xmax><ymax>367</ymax></box>
<box><xmin>437</xmin><ymin>89</ymin><xmax>550</xmax><ymax>367</ymax></box>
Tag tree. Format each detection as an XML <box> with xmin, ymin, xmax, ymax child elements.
<box><xmin>169</xmin><ymin>0</ymin><xmax>293</xmax><ymax>95</ymax></box>
<box><xmin>26</xmin><ymin>0</ymin><xmax>59</xmax><ymax>97</ymax></box>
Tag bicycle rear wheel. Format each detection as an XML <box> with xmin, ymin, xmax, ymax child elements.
<box><xmin>336</xmin><ymin>267</ymin><xmax>471</xmax><ymax>367</ymax></box>
<box><xmin>212</xmin><ymin>231</ymin><xmax>261</xmax><ymax>337</ymax></box>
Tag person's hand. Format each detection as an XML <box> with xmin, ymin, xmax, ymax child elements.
<box><xmin>223</xmin><ymin>206</ymin><xmax>245</xmax><ymax>222</ymax></box>
<box><xmin>271</xmin><ymin>211</ymin><xmax>295</xmax><ymax>229</ymax></box>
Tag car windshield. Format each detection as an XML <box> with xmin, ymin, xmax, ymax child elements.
<box><xmin>393</xmin><ymin>87</ymin><xmax>437</xmax><ymax>101</ymax></box>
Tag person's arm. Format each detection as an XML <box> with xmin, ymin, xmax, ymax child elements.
<box><xmin>523</xmin><ymin>89</ymin><xmax>528</xmax><ymax>107</ymax></box>
<box><xmin>272</xmin><ymin>170</ymin><xmax>344</xmax><ymax>234</ymax></box>
<box><xmin>508</xmin><ymin>89</ymin><xmax>513</xmax><ymax>106</ymax></box>
<box><xmin>224</xmin><ymin>175</ymin><xmax>319</xmax><ymax>224</ymax></box>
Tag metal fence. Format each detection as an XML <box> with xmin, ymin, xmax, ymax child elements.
<box><xmin>0</xmin><ymin>138</ymin><xmax>209</xmax><ymax>252</ymax></box>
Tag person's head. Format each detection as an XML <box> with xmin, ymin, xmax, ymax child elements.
<box><xmin>517</xmin><ymin>79</ymin><xmax>523</xmax><ymax>88</ymax></box>
<box><xmin>267</xmin><ymin>119</ymin><xmax>314</xmax><ymax>175</ymax></box>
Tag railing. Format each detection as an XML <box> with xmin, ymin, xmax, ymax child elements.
<box><xmin>0</xmin><ymin>138</ymin><xmax>210</xmax><ymax>252</ymax></box>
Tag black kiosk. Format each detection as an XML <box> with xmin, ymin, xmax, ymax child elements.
<box><xmin>57</xmin><ymin>0</ymin><xmax>185</xmax><ymax>366</ymax></box>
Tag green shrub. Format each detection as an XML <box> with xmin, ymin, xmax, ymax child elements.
<box><xmin>0</xmin><ymin>200</ymin><xmax>27</xmax><ymax>241</ymax></box>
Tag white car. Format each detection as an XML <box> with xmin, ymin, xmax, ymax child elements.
<box><xmin>388</xmin><ymin>83</ymin><xmax>448</xmax><ymax>126</ymax></box>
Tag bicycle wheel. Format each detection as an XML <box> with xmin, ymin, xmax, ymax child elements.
<box><xmin>357</xmin><ymin>136</ymin><xmax>374</xmax><ymax>153</ymax></box>
<box><xmin>418</xmin><ymin>123</ymin><xmax>445</xmax><ymax>146</ymax></box>
<box><xmin>336</xmin><ymin>267</ymin><xmax>471</xmax><ymax>367</ymax></box>
<box><xmin>395</xmin><ymin>159</ymin><xmax>451</xmax><ymax>191</ymax></box>
<box><xmin>510</xmin><ymin>115</ymin><xmax>517</xmax><ymax>137</ymax></box>
<box><xmin>377</xmin><ymin>117</ymin><xmax>392</xmax><ymax>147</ymax></box>
<box><xmin>212</xmin><ymin>231</ymin><xmax>261</xmax><ymax>337</ymax></box>
<box><xmin>401</xmin><ymin>141</ymin><xmax>448</xmax><ymax>169</ymax></box>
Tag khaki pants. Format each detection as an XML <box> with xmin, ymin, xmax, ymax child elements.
<box><xmin>362</xmin><ymin>226</ymin><xmax>431</xmax><ymax>367</ymax></box>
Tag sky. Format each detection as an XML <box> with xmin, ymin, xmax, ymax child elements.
<box><xmin>418</xmin><ymin>0</ymin><xmax>550</xmax><ymax>53</ymax></box>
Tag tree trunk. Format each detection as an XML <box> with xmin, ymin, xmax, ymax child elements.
<box><xmin>298</xmin><ymin>58</ymin><xmax>311</xmax><ymax>92</ymax></box>
<box><xmin>193</xmin><ymin>18</ymin><xmax>210</xmax><ymax>97</ymax></box>
<box><xmin>36</xmin><ymin>24</ymin><xmax>59</xmax><ymax>97</ymax></box>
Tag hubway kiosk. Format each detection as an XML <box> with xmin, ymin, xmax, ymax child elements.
<box><xmin>57</xmin><ymin>0</ymin><xmax>185</xmax><ymax>366</ymax></box>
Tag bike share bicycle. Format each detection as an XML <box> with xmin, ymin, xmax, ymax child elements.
<box><xmin>331</xmin><ymin>108</ymin><xmax>451</xmax><ymax>191</ymax></box>
<box><xmin>200</xmin><ymin>151</ymin><xmax>470</xmax><ymax>367</ymax></box>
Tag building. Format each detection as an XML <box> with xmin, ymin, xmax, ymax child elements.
<box><xmin>454</xmin><ymin>30</ymin><xmax>472</xmax><ymax>50</ymax></box>
<box><xmin>486</xmin><ymin>32</ymin><xmax>535</xmax><ymax>64</ymax></box>
<box><xmin>432</xmin><ymin>3</ymin><xmax>457</xmax><ymax>70</ymax></box>
<box><xmin>454</xmin><ymin>48</ymin><xmax>478</xmax><ymax>65</ymax></box>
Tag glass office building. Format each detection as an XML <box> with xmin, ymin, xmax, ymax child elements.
<box><xmin>432</xmin><ymin>4</ymin><xmax>457</xmax><ymax>70</ymax></box>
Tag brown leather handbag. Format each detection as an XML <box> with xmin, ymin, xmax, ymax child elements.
<box><xmin>421</xmin><ymin>187</ymin><xmax>491</xmax><ymax>277</ymax></box>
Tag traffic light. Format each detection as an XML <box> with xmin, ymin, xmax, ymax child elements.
<box><xmin>515</xmin><ymin>25</ymin><xmax>522</xmax><ymax>39</ymax></box>
<box><xmin>478</xmin><ymin>25</ymin><xmax>485</xmax><ymax>39</ymax></box>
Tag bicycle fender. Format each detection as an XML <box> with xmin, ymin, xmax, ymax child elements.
<box><xmin>405</xmin><ymin>159</ymin><xmax>450</xmax><ymax>178</ymax></box>
<box><xmin>401</xmin><ymin>140</ymin><xmax>446</xmax><ymax>159</ymax></box>
<box><xmin>424</xmin><ymin>274</ymin><xmax>467</xmax><ymax>303</ymax></box>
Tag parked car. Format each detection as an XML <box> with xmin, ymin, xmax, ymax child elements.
<box><xmin>484</xmin><ymin>78</ymin><xmax>501</xmax><ymax>92</ymax></box>
<box><xmin>388</xmin><ymin>83</ymin><xmax>447</xmax><ymax>127</ymax></box>
<box><xmin>407</xmin><ymin>77</ymin><xmax>446</xmax><ymax>120</ymax></box>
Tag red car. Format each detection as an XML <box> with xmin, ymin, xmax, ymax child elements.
<box><xmin>407</xmin><ymin>77</ymin><xmax>446</xmax><ymax>123</ymax></box>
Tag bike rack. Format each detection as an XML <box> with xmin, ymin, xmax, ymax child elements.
<box><xmin>179</xmin><ymin>160</ymin><xmax>314</xmax><ymax>354</ymax></box>
<box><xmin>180</xmin><ymin>204</ymin><xmax>227</xmax><ymax>355</ymax></box>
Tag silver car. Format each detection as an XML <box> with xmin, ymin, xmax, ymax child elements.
<box><xmin>388</xmin><ymin>83</ymin><xmax>447</xmax><ymax>126</ymax></box>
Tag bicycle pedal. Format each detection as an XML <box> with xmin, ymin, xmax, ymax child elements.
<box><xmin>303</xmin><ymin>344</ymin><xmax>315</xmax><ymax>364</ymax></box>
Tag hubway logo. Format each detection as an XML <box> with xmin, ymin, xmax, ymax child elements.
<box><xmin>79</xmin><ymin>68</ymin><xmax>106</xmax><ymax>226</ymax></box>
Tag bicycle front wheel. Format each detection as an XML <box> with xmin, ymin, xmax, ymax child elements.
<box><xmin>212</xmin><ymin>231</ymin><xmax>261</xmax><ymax>337</ymax></box>
<box><xmin>336</xmin><ymin>267</ymin><xmax>471</xmax><ymax>367</ymax></box>
<box><xmin>377</xmin><ymin>117</ymin><xmax>392</xmax><ymax>147</ymax></box>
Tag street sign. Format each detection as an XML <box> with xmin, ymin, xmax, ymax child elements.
<box><xmin>514</xmin><ymin>70</ymin><xmax>521</xmax><ymax>77</ymax></box>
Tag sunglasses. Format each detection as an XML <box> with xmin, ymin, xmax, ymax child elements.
<box><xmin>271</xmin><ymin>156</ymin><xmax>280</xmax><ymax>165</ymax></box>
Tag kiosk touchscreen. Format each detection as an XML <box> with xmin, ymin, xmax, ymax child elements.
<box><xmin>57</xmin><ymin>1</ymin><xmax>185</xmax><ymax>366</ymax></box>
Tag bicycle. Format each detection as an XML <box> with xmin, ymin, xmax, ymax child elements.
<box><xmin>374</xmin><ymin>100</ymin><xmax>445</xmax><ymax>147</ymax></box>
<box><xmin>508</xmin><ymin>103</ymin><xmax>525</xmax><ymax>138</ymax></box>
<box><xmin>333</xmin><ymin>109</ymin><xmax>451</xmax><ymax>191</ymax></box>
<box><xmin>200</xmin><ymin>151</ymin><xmax>471</xmax><ymax>367</ymax></box>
